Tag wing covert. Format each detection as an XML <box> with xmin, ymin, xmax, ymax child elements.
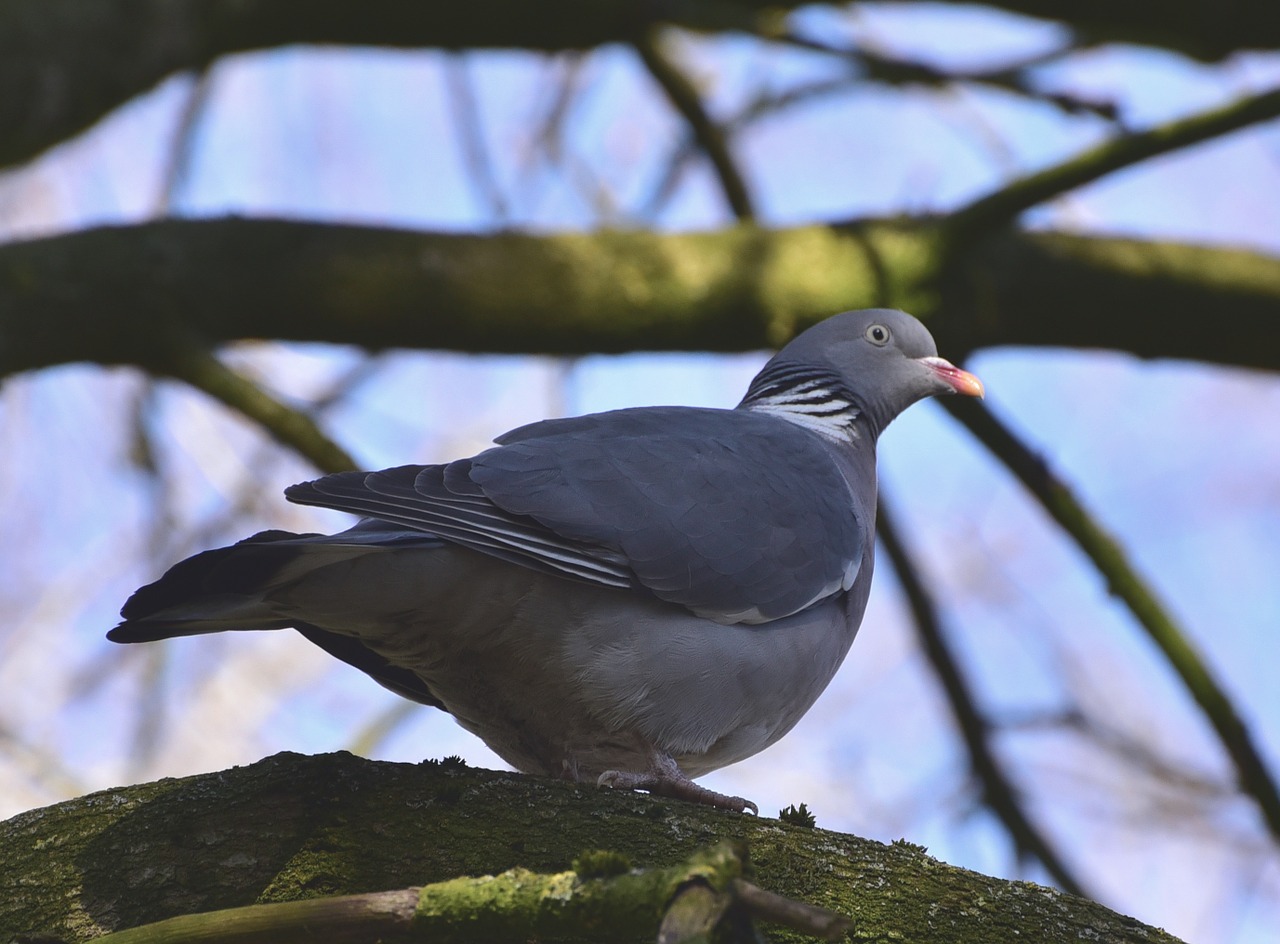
<box><xmin>288</xmin><ymin>407</ymin><xmax>867</xmax><ymax>623</ymax></box>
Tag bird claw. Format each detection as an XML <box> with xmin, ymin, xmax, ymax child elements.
<box><xmin>597</xmin><ymin>754</ymin><xmax>758</xmax><ymax>814</ymax></box>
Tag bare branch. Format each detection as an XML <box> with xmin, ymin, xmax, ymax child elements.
<box><xmin>946</xmin><ymin>84</ymin><xmax>1280</xmax><ymax>242</ymax></box>
<box><xmin>634</xmin><ymin>30</ymin><xmax>756</xmax><ymax>221</ymax></box>
<box><xmin>444</xmin><ymin>54</ymin><xmax>512</xmax><ymax>221</ymax></box>
<box><xmin>4</xmin><ymin>0</ymin><xmax>1275</xmax><ymax>170</ymax></box>
<box><xmin>0</xmin><ymin>0</ymin><xmax>801</xmax><ymax>170</ymax></box>
<box><xmin>877</xmin><ymin>494</ymin><xmax>1090</xmax><ymax>896</ymax></box>
<box><xmin>159</xmin><ymin>341</ymin><xmax>357</xmax><ymax>474</ymax></box>
<box><xmin>946</xmin><ymin>398</ymin><xmax>1280</xmax><ymax>848</ymax></box>
<box><xmin>153</xmin><ymin>68</ymin><xmax>216</xmax><ymax>215</ymax></box>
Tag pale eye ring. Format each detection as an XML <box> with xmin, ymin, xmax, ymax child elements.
<box><xmin>865</xmin><ymin>323</ymin><xmax>891</xmax><ymax>346</ymax></box>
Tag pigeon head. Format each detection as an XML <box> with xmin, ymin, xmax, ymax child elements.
<box><xmin>750</xmin><ymin>308</ymin><xmax>983</xmax><ymax>439</ymax></box>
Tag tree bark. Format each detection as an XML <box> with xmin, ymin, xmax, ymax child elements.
<box><xmin>1</xmin><ymin>217</ymin><xmax>1277</xmax><ymax>379</ymax></box>
<box><xmin>0</xmin><ymin>751</ymin><xmax>1184</xmax><ymax>944</ymax></box>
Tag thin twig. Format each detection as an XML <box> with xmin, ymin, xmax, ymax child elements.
<box><xmin>154</xmin><ymin>67</ymin><xmax>215</xmax><ymax>215</ymax></box>
<box><xmin>445</xmin><ymin>53</ymin><xmax>511</xmax><ymax>221</ymax></box>
<box><xmin>94</xmin><ymin>889</ymin><xmax>421</xmax><ymax>944</ymax></box>
<box><xmin>877</xmin><ymin>492</ymin><xmax>1090</xmax><ymax>897</ymax></box>
<box><xmin>634</xmin><ymin>29</ymin><xmax>755</xmax><ymax>221</ymax></box>
<box><xmin>946</xmin><ymin>84</ymin><xmax>1280</xmax><ymax>242</ymax></box>
<box><xmin>642</xmin><ymin>75</ymin><xmax>857</xmax><ymax>218</ymax></box>
<box><xmin>778</xmin><ymin>31</ymin><xmax>1116</xmax><ymax>119</ymax></box>
<box><xmin>732</xmin><ymin>878</ymin><xmax>853</xmax><ymax>940</ymax></box>
<box><xmin>945</xmin><ymin>398</ymin><xmax>1280</xmax><ymax>848</ymax></box>
<box><xmin>159</xmin><ymin>341</ymin><xmax>357</xmax><ymax>474</ymax></box>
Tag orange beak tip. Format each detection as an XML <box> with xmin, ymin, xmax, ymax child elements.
<box><xmin>920</xmin><ymin>357</ymin><xmax>984</xmax><ymax>399</ymax></box>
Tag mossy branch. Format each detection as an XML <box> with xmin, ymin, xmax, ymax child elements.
<box><xmin>0</xmin><ymin>752</ymin><xmax>1187</xmax><ymax>944</ymax></box>
<box><xmin>91</xmin><ymin>843</ymin><xmax>817</xmax><ymax>944</ymax></box>
<box><xmin>947</xmin><ymin>398</ymin><xmax>1280</xmax><ymax>847</ymax></box>
<box><xmin>3</xmin><ymin>219</ymin><xmax>1280</xmax><ymax>381</ymax></box>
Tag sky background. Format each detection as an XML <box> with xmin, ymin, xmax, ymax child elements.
<box><xmin>2</xmin><ymin>6</ymin><xmax>1279</xmax><ymax>943</ymax></box>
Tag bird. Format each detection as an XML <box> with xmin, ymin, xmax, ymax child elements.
<box><xmin>109</xmin><ymin>308</ymin><xmax>983</xmax><ymax>814</ymax></box>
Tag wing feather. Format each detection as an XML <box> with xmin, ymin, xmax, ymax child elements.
<box><xmin>287</xmin><ymin>407</ymin><xmax>867</xmax><ymax>624</ymax></box>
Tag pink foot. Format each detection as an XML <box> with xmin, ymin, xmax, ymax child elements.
<box><xmin>597</xmin><ymin>751</ymin><xmax>758</xmax><ymax>814</ymax></box>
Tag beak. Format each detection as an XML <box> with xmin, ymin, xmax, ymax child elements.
<box><xmin>919</xmin><ymin>356</ymin><xmax>984</xmax><ymax>399</ymax></box>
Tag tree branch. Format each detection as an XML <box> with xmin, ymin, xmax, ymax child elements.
<box><xmin>0</xmin><ymin>0</ymin><xmax>799</xmax><ymax>169</ymax></box>
<box><xmin>94</xmin><ymin>843</ymin><xmax>821</xmax><ymax>944</ymax></box>
<box><xmin>96</xmin><ymin>890</ymin><xmax>422</xmax><ymax>944</ymax></box>
<box><xmin>946</xmin><ymin>84</ymin><xmax>1280</xmax><ymax>243</ymax></box>
<box><xmin>634</xmin><ymin>29</ymin><xmax>756</xmax><ymax>221</ymax></box>
<box><xmin>0</xmin><ymin>751</ymin><xmax>1187</xmax><ymax>944</ymax></box>
<box><xmin>907</xmin><ymin>0</ymin><xmax>1280</xmax><ymax>62</ymax></box>
<box><xmin>877</xmin><ymin>494</ymin><xmax>1090</xmax><ymax>897</ymax></box>
<box><xmin>2</xmin><ymin>219</ymin><xmax>1278</xmax><ymax>379</ymax></box>
<box><xmin>945</xmin><ymin>398</ymin><xmax>1280</xmax><ymax>848</ymax></box>
<box><xmin>8</xmin><ymin>1</ymin><xmax>1271</xmax><ymax>171</ymax></box>
<box><xmin>158</xmin><ymin>340</ymin><xmax>357</xmax><ymax>474</ymax></box>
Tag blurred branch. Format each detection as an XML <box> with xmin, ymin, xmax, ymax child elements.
<box><xmin>153</xmin><ymin>67</ymin><xmax>215</xmax><ymax>215</ymax></box>
<box><xmin>0</xmin><ymin>0</ymin><xmax>801</xmax><ymax>170</ymax></box>
<box><xmin>946</xmin><ymin>84</ymin><xmax>1280</xmax><ymax>243</ymax></box>
<box><xmin>876</xmin><ymin>494</ymin><xmax>1089</xmax><ymax>896</ymax></box>
<box><xmin>4</xmin><ymin>0</ymin><xmax>1277</xmax><ymax>169</ymax></box>
<box><xmin>444</xmin><ymin>54</ymin><xmax>511</xmax><ymax>221</ymax></box>
<box><xmin>634</xmin><ymin>30</ymin><xmax>756</xmax><ymax>220</ymax></box>
<box><xmin>643</xmin><ymin>75</ymin><xmax>858</xmax><ymax>218</ymax></box>
<box><xmin>946</xmin><ymin>398</ymin><xmax>1280</xmax><ymax>848</ymax></box>
<box><xmin>517</xmin><ymin>54</ymin><xmax>587</xmax><ymax>182</ymax></box>
<box><xmin>0</xmin><ymin>721</ymin><xmax>87</xmax><ymax>801</ymax></box>
<box><xmin>158</xmin><ymin>341</ymin><xmax>357</xmax><ymax>474</ymax></box>
<box><xmin>346</xmin><ymin>700</ymin><xmax>420</xmax><ymax>758</ymax></box>
<box><xmin>909</xmin><ymin>0</ymin><xmax>1280</xmax><ymax>62</ymax></box>
<box><xmin>4</xmin><ymin>219</ymin><xmax>1279</xmax><ymax>378</ymax></box>
<box><xmin>778</xmin><ymin>32</ymin><xmax>1117</xmax><ymax>120</ymax></box>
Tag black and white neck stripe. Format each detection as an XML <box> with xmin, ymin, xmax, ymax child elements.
<box><xmin>737</xmin><ymin>363</ymin><xmax>862</xmax><ymax>443</ymax></box>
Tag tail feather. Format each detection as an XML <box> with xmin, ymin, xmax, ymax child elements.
<box><xmin>110</xmin><ymin>529</ymin><xmax>321</xmax><ymax>642</ymax></box>
<box><xmin>109</xmin><ymin>525</ymin><xmax>450</xmax><ymax>712</ymax></box>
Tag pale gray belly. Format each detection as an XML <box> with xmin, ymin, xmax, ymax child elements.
<box><xmin>278</xmin><ymin>544</ymin><xmax>867</xmax><ymax>780</ymax></box>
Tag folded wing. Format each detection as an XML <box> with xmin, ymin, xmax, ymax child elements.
<box><xmin>287</xmin><ymin>407</ymin><xmax>866</xmax><ymax>624</ymax></box>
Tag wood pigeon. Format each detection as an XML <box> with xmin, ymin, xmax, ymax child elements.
<box><xmin>109</xmin><ymin>308</ymin><xmax>983</xmax><ymax>813</ymax></box>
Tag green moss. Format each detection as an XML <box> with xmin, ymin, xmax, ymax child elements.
<box><xmin>777</xmin><ymin>803</ymin><xmax>816</xmax><ymax>828</ymax></box>
<box><xmin>2</xmin><ymin>754</ymin><xmax>1187</xmax><ymax>944</ymax></box>
<box><xmin>572</xmin><ymin>850</ymin><xmax>632</xmax><ymax>880</ymax></box>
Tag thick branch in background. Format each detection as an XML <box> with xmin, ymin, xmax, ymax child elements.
<box><xmin>916</xmin><ymin>0</ymin><xmax>1280</xmax><ymax>61</ymax></box>
<box><xmin>2</xmin><ymin>218</ymin><xmax>1278</xmax><ymax>379</ymax></box>
<box><xmin>0</xmin><ymin>0</ymin><xmax>798</xmax><ymax>169</ymax></box>
<box><xmin>0</xmin><ymin>751</ymin><xmax>1185</xmax><ymax>944</ymax></box>
<box><xmin>4</xmin><ymin>0</ymin><xmax>1276</xmax><ymax>171</ymax></box>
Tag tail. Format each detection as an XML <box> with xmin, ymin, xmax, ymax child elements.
<box><xmin>110</xmin><ymin>525</ymin><xmax>449</xmax><ymax>710</ymax></box>
<box><xmin>108</xmin><ymin>529</ymin><xmax>322</xmax><ymax>642</ymax></box>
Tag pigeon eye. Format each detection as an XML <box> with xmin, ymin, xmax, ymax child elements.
<box><xmin>865</xmin><ymin>324</ymin><xmax>891</xmax><ymax>346</ymax></box>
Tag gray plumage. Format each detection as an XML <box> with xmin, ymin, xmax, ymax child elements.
<box><xmin>110</xmin><ymin>308</ymin><xmax>983</xmax><ymax>812</ymax></box>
